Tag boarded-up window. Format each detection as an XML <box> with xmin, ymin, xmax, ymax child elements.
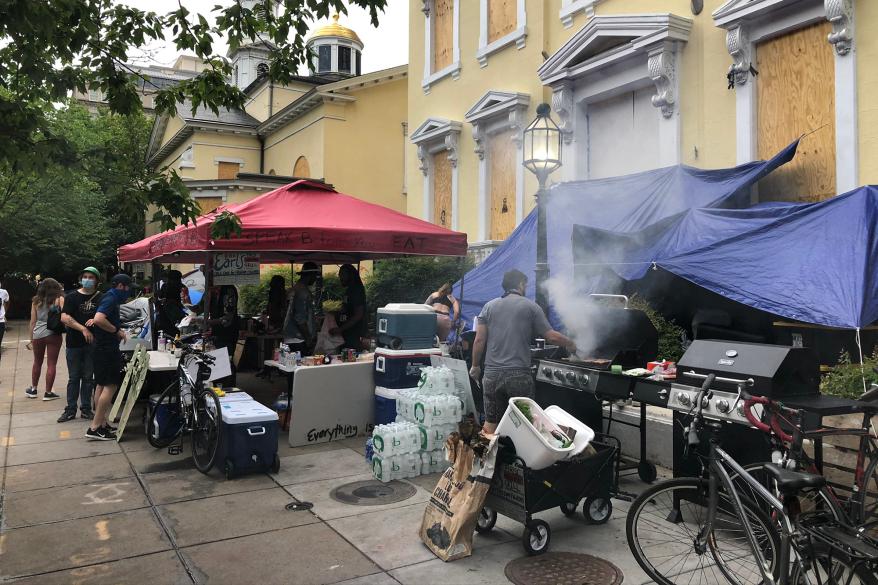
<box><xmin>432</xmin><ymin>0</ymin><xmax>454</xmax><ymax>72</ymax></box>
<box><xmin>587</xmin><ymin>87</ymin><xmax>660</xmax><ymax>180</ymax></box>
<box><xmin>196</xmin><ymin>197</ymin><xmax>223</xmax><ymax>214</ymax></box>
<box><xmin>293</xmin><ymin>156</ymin><xmax>311</xmax><ymax>177</ymax></box>
<box><xmin>488</xmin><ymin>130</ymin><xmax>516</xmax><ymax>240</ymax></box>
<box><xmin>217</xmin><ymin>162</ymin><xmax>240</xmax><ymax>180</ymax></box>
<box><xmin>488</xmin><ymin>0</ymin><xmax>516</xmax><ymax>44</ymax></box>
<box><xmin>757</xmin><ymin>21</ymin><xmax>835</xmax><ymax>202</ymax></box>
<box><xmin>432</xmin><ymin>152</ymin><xmax>452</xmax><ymax>228</ymax></box>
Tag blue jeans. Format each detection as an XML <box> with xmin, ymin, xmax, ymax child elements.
<box><xmin>65</xmin><ymin>345</ymin><xmax>94</xmax><ymax>412</ymax></box>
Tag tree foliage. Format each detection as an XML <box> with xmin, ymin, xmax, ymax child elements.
<box><xmin>366</xmin><ymin>256</ymin><xmax>474</xmax><ymax>314</ymax></box>
<box><xmin>0</xmin><ymin>0</ymin><xmax>387</xmax><ymax>228</ymax></box>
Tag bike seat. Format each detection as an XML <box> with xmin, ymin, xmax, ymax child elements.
<box><xmin>762</xmin><ymin>463</ymin><xmax>825</xmax><ymax>494</ymax></box>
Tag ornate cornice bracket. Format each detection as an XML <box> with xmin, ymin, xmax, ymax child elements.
<box><xmin>825</xmin><ymin>0</ymin><xmax>854</xmax><ymax>56</ymax></box>
<box><xmin>550</xmin><ymin>84</ymin><xmax>574</xmax><ymax>144</ymax></box>
<box><xmin>726</xmin><ymin>25</ymin><xmax>752</xmax><ymax>86</ymax></box>
<box><xmin>648</xmin><ymin>46</ymin><xmax>677</xmax><ymax>118</ymax></box>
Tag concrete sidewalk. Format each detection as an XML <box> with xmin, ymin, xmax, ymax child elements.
<box><xmin>1</xmin><ymin>320</ymin><xmax>661</xmax><ymax>585</ymax></box>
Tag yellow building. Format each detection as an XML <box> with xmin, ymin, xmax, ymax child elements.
<box><xmin>145</xmin><ymin>9</ymin><xmax>408</xmax><ymax>234</ymax></box>
<box><xmin>407</xmin><ymin>0</ymin><xmax>874</xmax><ymax>260</ymax></box>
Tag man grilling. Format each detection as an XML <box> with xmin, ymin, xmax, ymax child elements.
<box><xmin>469</xmin><ymin>269</ymin><xmax>577</xmax><ymax>433</ymax></box>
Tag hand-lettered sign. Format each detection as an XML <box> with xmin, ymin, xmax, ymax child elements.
<box><xmin>213</xmin><ymin>253</ymin><xmax>259</xmax><ymax>285</ymax></box>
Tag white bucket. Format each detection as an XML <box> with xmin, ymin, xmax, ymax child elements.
<box><xmin>495</xmin><ymin>397</ymin><xmax>575</xmax><ymax>470</ymax></box>
<box><xmin>544</xmin><ymin>405</ymin><xmax>595</xmax><ymax>457</ymax></box>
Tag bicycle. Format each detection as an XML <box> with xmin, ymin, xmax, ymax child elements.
<box><xmin>735</xmin><ymin>381</ymin><xmax>878</xmax><ymax>539</ymax></box>
<box><xmin>145</xmin><ymin>335</ymin><xmax>223</xmax><ymax>474</ymax></box>
<box><xmin>627</xmin><ymin>373</ymin><xmax>878</xmax><ymax>585</ymax></box>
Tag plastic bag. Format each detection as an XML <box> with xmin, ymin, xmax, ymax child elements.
<box><xmin>314</xmin><ymin>313</ymin><xmax>344</xmax><ymax>354</ymax></box>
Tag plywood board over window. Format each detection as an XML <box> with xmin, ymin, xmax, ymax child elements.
<box><xmin>488</xmin><ymin>0</ymin><xmax>516</xmax><ymax>44</ymax></box>
<box><xmin>217</xmin><ymin>162</ymin><xmax>240</xmax><ymax>180</ymax></box>
<box><xmin>489</xmin><ymin>129</ymin><xmax>516</xmax><ymax>240</ymax></box>
<box><xmin>757</xmin><ymin>21</ymin><xmax>835</xmax><ymax>202</ymax></box>
<box><xmin>432</xmin><ymin>152</ymin><xmax>453</xmax><ymax>228</ymax></box>
<box><xmin>293</xmin><ymin>156</ymin><xmax>311</xmax><ymax>178</ymax></box>
<box><xmin>196</xmin><ymin>197</ymin><xmax>223</xmax><ymax>215</ymax></box>
<box><xmin>432</xmin><ymin>0</ymin><xmax>454</xmax><ymax>72</ymax></box>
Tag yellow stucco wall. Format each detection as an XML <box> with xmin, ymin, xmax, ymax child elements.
<box><xmin>322</xmin><ymin>78</ymin><xmax>408</xmax><ymax>212</ymax></box>
<box><xmin>263</xmin><ymin>107</ymin><xmax>327</xmax><ymax>178</ymax></box>
<box><xmin>857</xmin><ymin>0</ymin><xmax>878</xmax><ymax>185</ymax></box>
<box><xmin>156</xmin><ymin>129</ymin><xmax>261</xmax><ymax>180</ymax></box>
<box><xmin>245</xmin><ymin>82</ymin><xmax>313</xmax><ymax>122</ymax></box>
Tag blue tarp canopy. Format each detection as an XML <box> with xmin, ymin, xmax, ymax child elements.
<box><xmin>455</xmin><ymin>140</ymin><xmax>800</xmax><ymax>327</ymax></box>
<box><xmin>569</xmin><ymin>186</ymin><xmax>878</xmax><ymax>329</ymax></box>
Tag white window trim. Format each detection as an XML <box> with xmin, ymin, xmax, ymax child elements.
<box><xmin>190</xmin><ymin>189</ymin><xmax>229</xmax><ymax>202</ymax></box>
<box><xmin>179</xmin><ymin>146</ymin><xmax>195</xmax><ymax>169</ymax></box>
<box><xmin>559</xmin><ymin>0</ymin><xmax>604</xmax><ymax>29</ymax></box>
<box><xmin>714</xmin><ymin>0</ymin><xmax>857</xmax><ymax>193</ymax></box>
<box><xmin>213</xmin><ymin>157</ymin><xmax>245</xmax><ymax>168</ymax></box>
<box><xmin>410</xmin><ymin>118</ymin><xmax>462</xmax><ymax>229</ymax></box>
<box><xmin>477</xmin><ymin>0</ymin><xmax>527</xmax><ymax>68</ymax></box>
<box><xmin>421</xmin><ymin>0</ymin><xmax>461</xmax><ymax>93</ymax></box>
<box><xmin>539</xmin><ymin>14</ymin><xmax>692</xmax><ymax>180</ymax></box>
<box><xmin>464</xmin><ymin>91</ymin><xmax>530</xmax><ymax>242</ymax></box>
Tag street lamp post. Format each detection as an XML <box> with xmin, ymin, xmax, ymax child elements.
<box><xmin>522</xmin><ymin>103</ymin><xmax>562</xmax><ymax>315</ymax></box>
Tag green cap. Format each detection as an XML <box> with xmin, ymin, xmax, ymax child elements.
<box><xmin>81</xmin><ymin>266</ymin><xmax>101</xmax><ymax>279</ymax></box>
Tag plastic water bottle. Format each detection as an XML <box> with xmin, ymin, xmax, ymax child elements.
<box><xmin>372</xmin><ymin>454</ymin><xmax>390</xmax><ymax>482</ymax></box>
<box><xmin>365</xmin><ymin>438</ymin><xmax>374</xmax><ymax>463</ymax></box>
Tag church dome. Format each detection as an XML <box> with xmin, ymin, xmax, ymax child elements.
<box><xmin>309</xmin><ymin>14</ymin><xmax>362</xmax><ymax>46</ymax></box>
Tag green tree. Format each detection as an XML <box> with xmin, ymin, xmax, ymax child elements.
<box><xmin>366</xmin><ymin>256</ymin><xmax>474</xmax><ymax>314</ymax></box>
<box><xmin>0</xmin><ymin>0</ymin><xmax>387</xmax><ymax>229</ymax></box>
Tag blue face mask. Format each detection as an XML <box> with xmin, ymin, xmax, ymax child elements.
<box><xmin>81</xmin><ymin>278</ymin><xmax>96</xmax><ymax>289</ymax></box>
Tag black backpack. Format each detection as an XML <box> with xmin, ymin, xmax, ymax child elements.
<box><xmin>46</xmin><ymin>304</ymin><xmax>64</xmax><ymax>334</ymax></box>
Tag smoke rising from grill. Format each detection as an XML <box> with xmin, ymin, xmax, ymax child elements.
<box><xmin>543</xmin><ymin>275</ymin><xmax>602</xmax><ymax>357</ymax></box>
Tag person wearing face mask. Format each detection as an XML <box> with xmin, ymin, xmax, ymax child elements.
<box><xmin>58</xmin><ymin>267</ymin><xmax>103</xmax><ymax>422</ymax></box>
<box><xmin>86</xmin><ymin>273</ymin><xmax>131</xmax><ymax>441</ymax></box>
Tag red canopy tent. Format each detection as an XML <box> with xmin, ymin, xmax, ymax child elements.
<box><xmin>118</xmin><ymin>180</ymin><xmax>468</xmax><ymax>264</ymax></box>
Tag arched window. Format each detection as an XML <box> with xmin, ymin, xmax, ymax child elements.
<box><xmin>268</xmin><ymin>169</ymin><xmax>276</xmax><ymax>175</ymax></box>
<box><xmin>293</xmin><ymin>156</ymin><xmax>311</xmax><ymax>177</ymax></box>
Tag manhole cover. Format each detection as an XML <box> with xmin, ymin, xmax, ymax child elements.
<box><xmin>505</xmin><ymin>552</ymin><xmax>624</xmax><ymax>585</ymax></box>
<box><xmin>329</xmin><ymin>479</ymin><xmax>417</xmax><ymax>506</ymax></box>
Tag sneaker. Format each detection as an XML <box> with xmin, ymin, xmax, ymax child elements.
<box><xmin>43</xmin><ymin>391</ymin><xmax>61</xmax><ymax>401</ymax></box>
<box><xmin>80</xmin><ymin>409</ymin><xmax>94</xmax><ymax>420</ymax></box>
<box><xmin>57</xmin><ymin>410</ymin><xmax>77</xmax><ymax>423</ymax></box>
<box><xmin>25</xmin><ymin>387</ymin><xmax>38</xmax><ymax>399</ymax></box>
<box><xmin>85</xmin><ymin>427</ymin><xmax>116</xmax><ymax>441</ymax></box>
<box><xmin>102</xmin><ymin>423</ymin><xmax>118</xmax><ymax>432</ymax></box>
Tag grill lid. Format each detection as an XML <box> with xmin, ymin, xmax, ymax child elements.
<box><xmin>678</xmin><ymin>340</ymin><xmax>818</xmax><ymax>397</ymax></box>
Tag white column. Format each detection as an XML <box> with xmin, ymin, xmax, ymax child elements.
<box><xmin>834</xmin><ymin>42</ymin><xmax>858</xmax><ymax>192</ymax></box>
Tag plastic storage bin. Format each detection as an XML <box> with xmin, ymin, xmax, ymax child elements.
<box><xmin>216</xmin><ymin>399</ymin><xmax>280</xmax><ymax>479</ymax></box>
<box><xmin>374</xmin><ymin>347</ymin><xmax>441</xmax><ymax>388</ymax></box>
<box><xmin>544</xmin><ymin>405</ymin><xmax>595</xmax><ymax>457</ymax></box>
<box><xmin>376</xmin><ymin>304</ymin><xmax>437</xmax><ymax>350</ymax></box>
<box><xmin>374</xmin><ymin>386</ymin><xmax>399</xmax><ymax>425</ymax></box>
<box><xmin>495</xmin><ymin>397</ymin><xmax>576</xmax><ymax>470</ymax></box>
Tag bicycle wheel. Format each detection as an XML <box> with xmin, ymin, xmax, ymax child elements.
<box><xmin>627</xmin><ymin>478</ymin><xmax>780</xmax><ymax>585</ymax></box>
<box><xmin>191</xmin><ymin>387</ymin><xmax>222</xmax><ymax>474</ymax></box>
<box><xmin>790</xmin><ymin>545</ymin><xmax>878</xmax><ymax>585</ymax></box>
<box><xmin>145</xmin><ymin>381</ymin><xmax>183</xmax><ymax>449</ymax></box>
<box><xmin>854</xmin><ymin>454</ymin><xmax>878</xmax><ymax>540</ymax></box>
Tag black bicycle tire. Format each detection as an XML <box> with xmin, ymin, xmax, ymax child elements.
<box><xmin>626</xmin><ymin>477</ymin><xmax>781</xmax><ymax>585</ymax></box>
<box><xmin>854</xmin><ymin>452</ymin><xmax>878</xmax><ymax>540</ymax></box>
<box><xmin>145</xmin><ymin>380</ymin><xmax>181</xmax><ymax>449</ymax></box>
<box><xmin>191</xmin><ymin>387</ymin><xmax>223</xmax><ymax>474</ymax></box>
<box><xmin>790</xmin><ymin>541</ymin><xmax>878</xmax><ymax>585</ymax></box>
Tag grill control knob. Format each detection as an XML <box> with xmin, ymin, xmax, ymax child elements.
<box><xmin>577</xmin><ymin>374</ymin><xmax>589</xmax><ymax>385</ymax></box>
<box><xmin>716</xmin><ymin>399</ymin><xmax>730</xmax><ymax>413</ymax></box>
<box><xmin>542</xmin><ymin>367</ymin><xmax>552</xmax><ymax>377</ymax></box>
<box><xmin>554</xmin><ymin>369</ymin><xmax>564</xmax><ymax>379</ymax></box>
<box><xmin>565</xmin><ymin>372</ymin><xmax>576</xmax><ymax>383</ymax></box>
<box><xmin>736</xmin><ymin>405</ymin><xmax>746</xmax><ymax>418</ymax></box>
<box><xmin>701</xmin><ymin>397</ymin><xmax>710</xmax><ymax>409</ymax></box>
<box><xmin>677</xmin><ymin>393</ymin><xmax>691</xmax><ymax>406</ymax></box>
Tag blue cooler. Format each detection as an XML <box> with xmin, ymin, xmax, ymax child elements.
<box><xmin>217</xmin><ymin>400</ymin><xmax>280</xmax><ymax>479</ymax></box>
<box><xmin>376</xmin><ymin>304</ymin><xmax>437</xmax><ymax>350</ymax></box>
<box><xmin>148</xmin><ymin>393</ymin><xmax>183</xmax><ymax>441</ymax></box>
<box><xmin>374</xmin><ymin>347</ymin><xmax>441</xmax><ymax>388</ymax></box>
<box><xmin>374</xmin><ymin>387</ymin><xmax>399</xmax><ymax>425</ymax></box>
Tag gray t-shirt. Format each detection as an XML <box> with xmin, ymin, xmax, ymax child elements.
<box><xmin>478</xmin><ymin>293</ymin><xmax>551</xmax><ymax>371</ymax></box>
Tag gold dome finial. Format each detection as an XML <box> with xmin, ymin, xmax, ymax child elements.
<box><xmin>309</xmin><ymin>12</ymin><xmax>362</xmax><ymax>45</ymax></box>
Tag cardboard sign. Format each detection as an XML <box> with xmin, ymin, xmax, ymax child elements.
<box><xmin>430</xmin><ymin>356</ymin><xmax>479</xmax><ymax>419</ymax></box>
<box><xmin>213</xmin><ymin>253</ymin><xmax>259</xmax><ymax>285</ymax></box>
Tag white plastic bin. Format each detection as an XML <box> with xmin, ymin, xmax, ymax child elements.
<box><xmin>495</xmin><ymin>397</ymin><xmax>575</xmax><ymax>470</ymax></box>
<box><xmin>544</xmin><ymin>405</ymin><xmax>595</xmax><ymax>457</ymax></box>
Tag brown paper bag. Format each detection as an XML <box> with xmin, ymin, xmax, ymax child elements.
<box><xmin>419</xmin><ymin>434</ymin><xmax>498</xmax><ymax>562</ymax></box>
